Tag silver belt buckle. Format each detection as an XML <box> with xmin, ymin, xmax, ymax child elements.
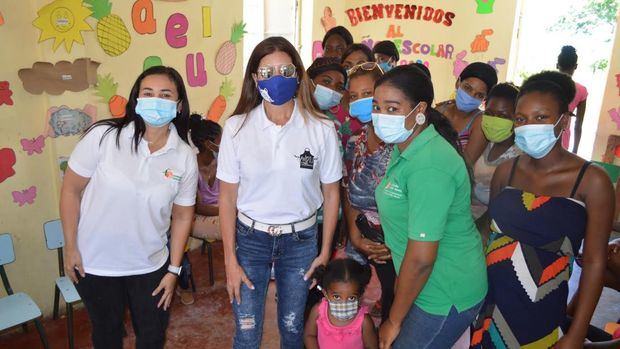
<box><xmin>267</xmin><ymin>225</ymin><xmax>283</xmax><ymax>237</ymax></box>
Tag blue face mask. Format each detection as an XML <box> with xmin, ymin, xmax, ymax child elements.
<box><xmin>379</xmin><ymin>62</ymin><xmax>393</xmax><ymax>73</ymax></box>
<box><xmin>257</xmin><ymin>75</ymin><xmax>298</xmax><ymax>105</ymax></box>
<box><xmin>313</xmin><ymin>84</ymin><xmax>343</xmax><ymax>110</ymax></box>
<box><xmin>372</xmin><ymin>103</ymin><xmax>422</xmax><ymax>144</ymax></box>
<box><xmin>349</xmin><ymin>97</ymin><xmax>373</xmax><ymax>123</ymax></box>
<box><xmin>135</xmin><ymin>97</ymin><xmax>178</xmax><ymax>127</ymax></box>
<box><xmin>514</xmin><ymin>115</ymin><xmax>564</xmax><ymax>159</ymax></box>
<box><xmin>455</xmin><ymin>87</ymin><xmax>482</xmax><ymax>113</ymax></box>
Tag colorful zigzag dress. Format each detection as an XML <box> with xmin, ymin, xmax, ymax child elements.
<box><xmin>471</xmin><ymin>157</ymin><xmax>591</xmax><ymax>348</ymax></box>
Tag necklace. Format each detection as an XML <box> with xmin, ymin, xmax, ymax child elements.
<box><xmin>145</xmin><ymin>130</ymin><xmax>170</xmax><ymax>145</ymax></box>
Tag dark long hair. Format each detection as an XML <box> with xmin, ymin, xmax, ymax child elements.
<box><xmin>83</xmin><ymin>66</ymin><xmax>190</xmax><ymax>151</ymax></box>
<box><xmin>189</xmin><ymin>114</ymin><xmax>221</xmax><ymax>153</ymax></box>
<box><xmin>375</xmin><ymin>65</ymin><xmax>460</xmax><ymax>153</ymax></box>
<box><xmin>231</xmin><ymin>37</ymin><xmax>323</xmax><ymax>122</ymax></box>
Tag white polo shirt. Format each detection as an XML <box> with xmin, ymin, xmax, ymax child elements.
<box><xmin>68</xmin><ymin>122</ymin><xmax>198</xmax><ymax>276</ymax></box>
<box><xmin>217</xmin><ymin>100</ymin><xmax>342</xmax><ymax>224</ymax></box>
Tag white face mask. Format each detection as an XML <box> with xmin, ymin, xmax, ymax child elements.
<box><xmin>372</xmin><ymin>102</ymin><xmax>426</xmax><ymax>144</ymax></box>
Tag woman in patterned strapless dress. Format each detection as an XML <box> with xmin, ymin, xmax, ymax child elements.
<box><xmin>471</xmin><ymin>71</ymin><xmax>614</xmax><ymax>349</ymax></box>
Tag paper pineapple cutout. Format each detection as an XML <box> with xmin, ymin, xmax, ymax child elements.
<box><xmin>215</xmin><ymin>22</ymin><xmax>246</xmax><ymax>75</ymax></box>
<box><xmin>85</xmin><ymin>0</ymin><xmax>131</xmax><ymax>56</ymax></box>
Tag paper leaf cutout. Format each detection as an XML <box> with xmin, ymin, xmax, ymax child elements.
<box><xmin>12</xmin><ymin>186</ymin><xmax>37</xmax><ymax>207</ymax></box>
<box><xmin>476</xmin><ymin>0</ymin><xmax>495</xmax><ymax>14</ymax></box>
<box><xmin>21</xmin><ymin>135</ymin><xmax>46</xmax><ymax>155</ymax></box>
<box><xmin>471</xmin><ymin>29</ymin><xmax>494</xmax><ymax>53</ymax></box>
<box><xmin>0</xmin><ymin>81</ymin><xmax>14</xmax><ymax>106</ymax></box>
<box><xmin>33</xmin><ymin>0</ymin><xmax>93</xmax><ymax>53</ymax></box>
<box><xmin>453</xmin><ymin>50</ymin><xmax>469</xmax><ymax>79</ymax></box>
<box><xmin>0</xmin><ymin>148</ymin><xmax>16</xmax><ymax>183</ymax></box>
<box><xmin>609</xmin><ymin>107</ymin><xmax>620</xmax><ymax>130</ymax></box>
<box><xmin>207</xmin><ymin>78</ymin><xmax>235</xmax><ymax>122</ymax></box>
<box><xmin>58</xmin><ymin>156</ymin><xmax>69</xmax><ymax>180</ymax></box>
<box><xmin>45</xmin><ymin>104</ymin><xmax>97</xmax><ymax>137</ymax></box>
<box><xmin>144</xmin><ymin>56</ymin><xmax>163</xmax><ymax>71</ymax></box>
<box><xmin>321</xmin><ymin>6</ymin><xmax>337</xmax><ymax>32</ymax></box>
<box><xmin>85</xmin><ymin>0</ymin><xmax>132</xmax><ymax>57</ymax></box>
<box><xmin>18</xmin><ymin>58</ymin><xmax>100</xmax><ymax>95</ymax></box>
<box><xmin>215</xmin><ymin>21</ymin><xmax>246</xmax><ymax>75</ymax></box>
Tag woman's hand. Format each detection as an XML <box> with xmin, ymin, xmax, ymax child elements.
<box><xmin>152</xmin><ymin>272</ymin><xmax>177</xmax><ymax>311</ymax></box>
<box><xmin>225</xmin><ymin>261</ymin><xmax>254</xmax><ymax>305</ymax></box>
<box><xmin>379</xmin><ymin>318</ymin><xmax>401</xmax><ymax>349</ymax></box>
<box><xmin>64</xmin><ymin>246</ymin><xmax>85</xmax><ymax>283</ymax></box>
<box><xmin>352</xmin><ymin>237</ymin><xmax>391</xmax><ymax>263</ymax></box>
<box><xmin>304</xmin><ymin>253</ymin><xmax>330</xmax><ymax>289</ymax></box>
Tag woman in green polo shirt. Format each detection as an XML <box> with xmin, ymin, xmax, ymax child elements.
<box><xmin>372</xmin><ymin>65</ymin><xmax>487</xmax><ymax>349</ymax></box>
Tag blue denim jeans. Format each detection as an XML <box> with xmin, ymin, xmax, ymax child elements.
<box><xmin>232</xmin><ymin>219</ymin><xmax>317</xmax><ymax>349</ymax></box>
<box><xmin>393</xmin><ymin>301</ymin><xmax>483</xmax><ymax>349</ymax></box>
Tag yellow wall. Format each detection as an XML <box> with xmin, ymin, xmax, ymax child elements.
<box><xmin>0</xmin><ymin>0</ymin><xmax>243</xmax><ymax>315</ymax></box>
<box><xmin>309</xmin><ymin>0</ymin><xmax>518</xmax><ymax>102</ymax></box>
<box><xmin>591</xmin><ymin>15</ymin><xmax>620</xmax><ymax>163</ymax></box>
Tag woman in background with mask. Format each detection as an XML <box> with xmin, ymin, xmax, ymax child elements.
<box><xmin>373</xmin><ymin>65</ymin><xmax>487</xmax><ymax>349</ymax></box>
<box><xmin>60</xmin><ymin>66</ymin><xmax>198</xmax><ymax>349</ymax></box>
<box><xmin>471</xmin><ymin>71</ymin><xmax>613</xmax><ymax>348</ymax></box>
<box><xmin>471</xmin><ymin>83</ymin><xmax>522</xmax><ymax>223</ymax></box>
<box><xmin>436</xmin><ymin>62</ymin><xmax>497</xmax><ymax>167</ymax></box>
<box><xmin>342</xmin><ymin>61</ymin><xmax>396</xmax><ymax>322</ymax></box>
<box><xmin>307</xmin><ymin>57</ymin><xmax>348</xmax><ymax>148</ymax></box>
<box><xmin>372</xmin><ymin>40</ymin><xmax>399</xmax><ymax>73</ymax></box>
<box><xmin>217</xmin><ymin>37</ymin><xmax>342</xmax><ymax>349</ymax></box>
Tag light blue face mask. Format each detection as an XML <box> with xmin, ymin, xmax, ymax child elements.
<box><xmin>135</xmin><ymin>97</ymin><xmax>178</xmax><ymax>127</ymax></box>
<box><xmin>378</xmin><ymin>62</ymin><xmax>393</xmax><ymax>73</ymax></box>
<box><xmin>455</xmin><ymin>87</ymin><xmax>482</xmax><ymax>113</ymax></box>
<box><xmin>313</xmin><ymin>84</ymin><xmax>343</xmax><ymax>110</ymax></box>
<box><xmin>372</xmin><ymin>103</ymin><xmax>422</xmax><ymax>144</ymax></box>
<box><xmin>349</xmin><ymin>97</ymin><xmax>373</xmax><ymax>123</ymax></box>
<box><xmin>514</xmin><ymin>115</ymin><xmax>564</xmax><ymax>159</ymax></box>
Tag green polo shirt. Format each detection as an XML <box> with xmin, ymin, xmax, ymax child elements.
<box><xmin>375</xmin><ymin>124</ymin><xmax>487</xmax><ymax>316</ymax></box>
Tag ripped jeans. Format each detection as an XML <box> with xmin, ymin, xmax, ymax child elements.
<box><xmin>233</xmin><ymin>219</ymin><xmax>317</xmax><ymax>349</ymax></box>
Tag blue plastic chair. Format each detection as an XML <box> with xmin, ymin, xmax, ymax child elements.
<box><xmin>0</xmin><ymin>233</ymin><xmax>49</xmax><ymax>348</ymax></box>
<box><xmin>43</xmin><ymin>219</ymin><xmax>80</xmax><ymax>349</ymax></box>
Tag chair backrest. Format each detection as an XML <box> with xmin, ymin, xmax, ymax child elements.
<box><xmin>44</xmin><ymin>220</ymin><xmax>64</xmax><ymax>250</ymax></box>
<box><xmin>0</xmin><ymin>233</ymin><xmax>15</xmax><ymax>266</ymax></box>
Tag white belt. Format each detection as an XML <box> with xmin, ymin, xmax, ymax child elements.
<box><xmin>238</xmin><ymin>212</ymin><xmax>317</xmax><ymax>236</ymax></box>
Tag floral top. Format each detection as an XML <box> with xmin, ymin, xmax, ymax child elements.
<box><xmin>344</xmin><ymin>125</ymin><xmax>392</xmax><ymax>225</ymax></box>
<box><xmin>326</xmin><ymin>104</ymin><xmax>362</xmax><ymax>150</ymax></box>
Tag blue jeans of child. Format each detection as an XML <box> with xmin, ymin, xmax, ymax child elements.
<box><xmin>393</xmin><ymin>301</ymin><xmax>483</xmax><ymax>349</ymax></box>
<box><xmin>232</xmin><ymin>219</ymin><xmax>317</xmax><ymax>349</ymax></box>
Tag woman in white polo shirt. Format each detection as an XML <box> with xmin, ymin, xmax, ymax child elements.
<box><xmin>218</xmin><ymin>37</ymin><xmax>342</xmax><ymax>348</ymax></box>
<box><xmin>60</xmin><ymin>66</ymin><xmax>198</xmax><ymax>349</ymax></box>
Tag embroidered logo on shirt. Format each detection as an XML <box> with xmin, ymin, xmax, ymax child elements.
<box><xmin>163</xmin><ymin>168</ymin><xmax>182</xmax><ymax>181</ymax></box>
<box><xmin>295</xmin><ymin>148</ymin><xmax>316</xmax><ymax>170</ymax></box>
<box><xmin>384</xmin><ymin>181</ymin><xmax>403</xmax><ymax>199</ymax></box>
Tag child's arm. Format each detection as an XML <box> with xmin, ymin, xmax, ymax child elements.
<box><xmin>362</xmin><ymin>314</ymin><xmax>378</xmax><ymax>349</ymax></box>
<box><xmin>304</xmin><ymin>304</ymin><xmax>320</xmax><ymax>349</ymax></box>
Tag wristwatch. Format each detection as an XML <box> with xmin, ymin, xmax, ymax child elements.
<box><xmin>167</xmin><ymin>264</ymin><xmax>182</xmax><ymax>276</ymax></box>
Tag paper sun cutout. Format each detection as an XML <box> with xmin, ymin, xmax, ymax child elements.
<box><xmin>33</xmin><ymin>0</ymin><xmax>93</xmax><ymax>53</ymax></box>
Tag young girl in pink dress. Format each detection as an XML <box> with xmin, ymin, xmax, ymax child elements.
<box><xmin>304</xmin><ymin>258</ymin><xmax>378</xmax><ymax>349</ymax></box>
